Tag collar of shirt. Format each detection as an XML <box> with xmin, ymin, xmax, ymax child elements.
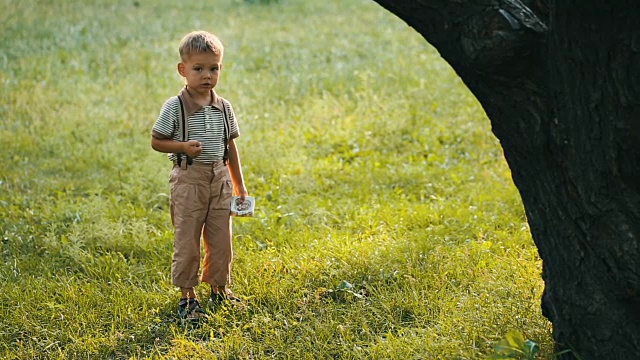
<box><xmin>179</xmin><ymin>86</ymin><xmax>225</xmax><ymax>117</ymax></box>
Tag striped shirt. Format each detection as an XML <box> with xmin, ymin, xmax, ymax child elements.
<box><xmin>153</xmin><ymin>96</ymin><xmax>240</xmax><ymax>163</ymax></box>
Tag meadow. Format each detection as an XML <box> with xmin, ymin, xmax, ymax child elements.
<box><xmin>0</xmin><ymin>0</ymin><xmax>553</xmax><ymax>358</ymax></box>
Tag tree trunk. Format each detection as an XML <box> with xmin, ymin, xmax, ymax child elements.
<box><xmin>370</xmin><ymin>0</ymin><xmax>640</xmax><ymax>358</ymax></box>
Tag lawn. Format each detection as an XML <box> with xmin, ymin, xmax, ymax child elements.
<box><xmin>0</xmin><ymin>0</ymin><xmax>552</xmax><ymax>358</ymax></box>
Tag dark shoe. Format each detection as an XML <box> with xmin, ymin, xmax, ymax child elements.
<box><xmin>210</xmin><ymin>289</ymin><xmax>242</xmax><ymax>304</ymax></box>
<box><xmin>177</xmin><ymin>298</ymin><xmax>206</xmax><ymax>320</ymax></box>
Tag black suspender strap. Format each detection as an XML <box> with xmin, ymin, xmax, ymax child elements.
<box><xmin>177</xmin><ymin>96</ymin><xmax>186</xmax><ymax>141</ymax></box>
<box><xmin>221</xmin><ymin>100</ymin><xmax>231</xmax><ymax>165</ymax></box>
<box><xmin>176</xmin><ymin>96</ymin><xmax>192</xmax><ymax>167</ymax></box>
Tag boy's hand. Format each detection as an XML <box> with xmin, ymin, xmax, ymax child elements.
<box><xmin>183</xmin><ymin>140</ymin><xmax>202</xmax><ymax>158</ymax></box>
<box><xmin>234</xmin><ymin>187</ymin><xmax>249</xmax><ymax>200</ymax></box>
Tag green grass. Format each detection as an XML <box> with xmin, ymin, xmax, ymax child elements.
<box><xmin>0</xmin><ymin>0</ymin><xmax>552</xmax><ymax>358</ymax></box>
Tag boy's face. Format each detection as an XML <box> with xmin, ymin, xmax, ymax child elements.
<box><xmin>178</xmin><ymin>51</ymin><xmax>223</xmax><ymax>97</ymax></box>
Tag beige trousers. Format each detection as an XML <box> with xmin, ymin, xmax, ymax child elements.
<box><xmin>169</xmin><ymin>160</ymin><xmax>233</xmax><ymax>288</ymax></box>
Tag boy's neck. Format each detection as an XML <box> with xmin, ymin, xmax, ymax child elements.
<box><xmin>186</xmin><ymin>86</ymin><xmax>213</xmax><ymax>106</ymax></box>
<box><xmin>179</xmin><ymin>86</ymin><xmax>225</xmax><ymax>117</ymax></box>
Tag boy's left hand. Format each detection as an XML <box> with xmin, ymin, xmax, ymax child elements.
<box><xmin>234</xmin><ymin>187</ymin><xmax>249</xmax><ymax>200</ymax></box>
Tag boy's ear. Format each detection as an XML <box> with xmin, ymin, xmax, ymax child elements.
<box><xmin>177</xmin><ymin>62</ymin><xmax>185</xmax><ymax>77</ymax></box>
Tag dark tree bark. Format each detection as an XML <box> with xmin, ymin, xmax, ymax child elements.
<box><xmin>370</xmin><ymin>0</ymin><xmax>640</xmax><ymax>358</ymax></box>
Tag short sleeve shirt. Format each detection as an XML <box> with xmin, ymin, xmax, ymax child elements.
<box><xmin>152</xmin><ymin>96</ymin><xmax>240</xmax><ymax>163</ymax></box>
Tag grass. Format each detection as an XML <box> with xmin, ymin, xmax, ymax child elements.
<box><xmin>0</xmin><ymin>0</ymin><xmax>552</xmax><ymax>358</ymax></box>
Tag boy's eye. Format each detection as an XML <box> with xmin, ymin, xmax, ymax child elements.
<box><xmin>194</xmin><ymin>67</ymin><xmax>202</xmax><ymax>71</ymax></box>
<box><xmin>211</xmin><ymin>67</ymin><xmax>219</xmax><ymax>72</ymax></box>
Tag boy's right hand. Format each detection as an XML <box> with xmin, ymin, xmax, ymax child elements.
<box><xmin>183</xmin><ymin>140</ymin><xmax>202</xmax><ymax>158</ymax></box>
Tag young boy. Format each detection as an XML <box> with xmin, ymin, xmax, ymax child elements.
<box><xmin>151</xmin><ymin>30</ymin><xmax>249</xmax><ymax>319</ymax></box>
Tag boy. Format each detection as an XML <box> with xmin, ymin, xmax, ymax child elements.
<box><xmin>151</xmin><ymin>30</ymin><xmax>249</xmax><ymax>319</ymax></box>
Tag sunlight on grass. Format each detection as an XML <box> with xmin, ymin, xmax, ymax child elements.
<box><xmin>0</xmin><ymin>0</ymin><xmax>552</xmax><ymax>358</ymax></box>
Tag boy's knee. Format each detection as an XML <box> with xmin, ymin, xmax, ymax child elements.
<box><xmin>179</xmin><ymin>254</ymin><xmax>200</xmax><ymax>265</ymax></box>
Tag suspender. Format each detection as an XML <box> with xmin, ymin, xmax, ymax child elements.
<box><xmin>221</xmin><ymin>99</ymin><xmax>231</xmax><ymax>165</ymax></box>
<box><xmin>175</xmin><ymin>95</ymin><xmax>231</xmax><ymax>167</ymax></box>
<box><xmin>175</xmin><ymin>96</ymin><xmax>192</xmax><ymax>167</ymax></box>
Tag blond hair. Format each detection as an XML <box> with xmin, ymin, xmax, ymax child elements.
<box><xmin>178</xmin><ymin>30</ymin><xmax>224</xmax><ymax>61</ymax></box>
